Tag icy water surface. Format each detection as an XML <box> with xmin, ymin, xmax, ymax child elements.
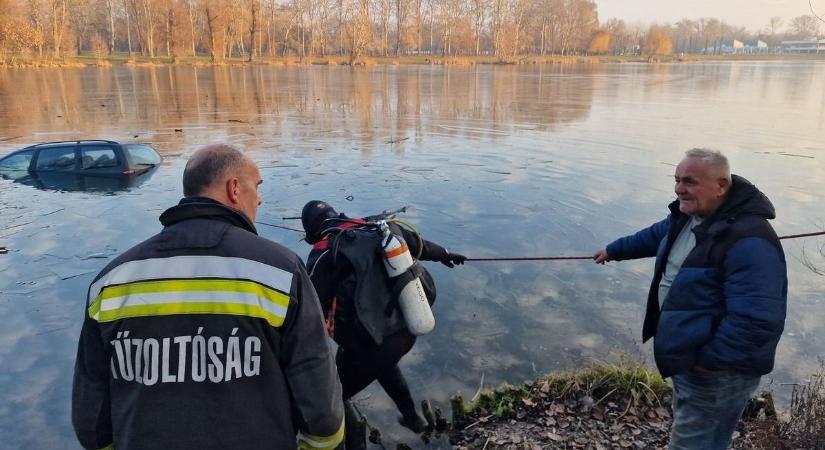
<box><xmin>0</xmin><ymin>63</ymin><xmax>823</xmax><ymax>448</ymax></box>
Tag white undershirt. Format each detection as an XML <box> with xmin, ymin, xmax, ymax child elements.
<box><xmin>658</xmin><ymin>216</ymin><xmax>703</xmax><ymax>308</ymax></box>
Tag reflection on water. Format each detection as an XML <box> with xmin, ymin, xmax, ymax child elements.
<box><xmin>0</xmin><ymin>63</ymin><xmax>824</xmax><ymax>449</ymax></box>
<box><xmin>0</xmin><ymin>167</ymin><xmax>159</xmax><ymax>193</ymax></box>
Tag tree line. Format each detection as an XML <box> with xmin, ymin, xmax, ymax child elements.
<box><xmin>0</xmin><ymin>0</ymin><xmax>822</xmax><ymax>64</ymax></box>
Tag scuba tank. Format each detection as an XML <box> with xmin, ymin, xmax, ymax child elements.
<box><xmin>379</xmin><ymin>221</ymin><xmax>435</xmax><ymax>336</ymax></box>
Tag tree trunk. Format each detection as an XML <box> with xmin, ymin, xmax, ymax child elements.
<box><xmin>188</xmin><ymin>0</ymin><xmax>197</xmax><ymax>56</ymax></box>
<box><xmin>205</xmin><ymin>5</ymin><xmax>220</xmax><ymax>62</ymax></box>
<box><xmin>166</xmin><ymin>5</ymin><xmax>172</xmax><ymax>59</ymax></box>
<box><xmin>51</xmin><ymin>0</ymin><xmax>67</xmax><ymax>59</ymax></box>
<box><xmin>248</xmin><ymin>0</ymin><xmax>258</xmax><ymax>62</ymax></box>
<box><xmin>125</xmin><ymin>0</ymin><xmax>134</xmax><ymax>57</ymax></box>
<box><xmin>108</xmin><ymin>0</ymin><xmax>116</xmax><ymax>53</ymax></box>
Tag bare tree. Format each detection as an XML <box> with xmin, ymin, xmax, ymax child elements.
<box><xmin>768</xmin><ymin>16</ymin><xmax>783</xmax><ymax>35</ymax></box>
<box><xmin>394</xmin><ymin>0</ymin><xmax>408</xmax><ymax>56</ymax></box>
<box><xmin>790</xmin><ymin>15</ymin><xmax>821</xmax><ymax>38</ymax></box>
<box><xmin>376</xmin><ymin>0</ymin><xmax>391</xmax><ymax>56</ymax></box>
<box><xmin>204</xmin><ymin>0</ymin><xmax>225</xmax><ymax>62</ymax></box>
<box><xmin>248</xmin><ymin>0</ymin><xmax>259</xmax><ymax>61</ymax></box>
<box><xmin>809</xmin><ymin>0</ymin><xmax>825</xmax><ymax>26</ymax></box>
<box><xmin>104</xmin><ymin>0</ymin><xmax>117</xmax><ymax>53</ymax></box>
<box><xmin>468</xmin><ymin>0</ymin><xmax>487</xmax><ymax>56</ymax></box>
<box><xmin>185</xmin><ymin>0</ymin><xmax>197</xmax><ymax>56</ymax></box>
<box><xmin>344</xmin><ymin>0</ymin><xmax>369</xmax><ymax>63</ymax></box>
<box><xmin>46</xmin><ymin>0</ymin><xmax>69</xmax><ymax>58</ymax></box>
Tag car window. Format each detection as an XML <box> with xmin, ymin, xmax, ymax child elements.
<box><xmin>35</xmin><ymin>146</ymin><xmax>77</xmax><ymax>171</ymax></box>
<box><xmin>80</xmin><ymin>146</ymin><xmax>119</xmax><ymax>170</ymax></box>
<box><xmin>124</xmin><ymin>144</ymin><xmax>162</xmax><ymax>166</ymax></box>
<box><xmin>0</xmin><ymin>150</ymin><xmax>34</xmax><ymax>170</ymax></box>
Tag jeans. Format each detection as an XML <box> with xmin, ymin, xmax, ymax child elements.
<box><xmin>669</xmin><ymin>369</ymin><xmax>761</xmax><ymax>450</ymax></box>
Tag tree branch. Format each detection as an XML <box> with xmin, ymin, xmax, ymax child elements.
<box><xmin>810</xmin><ymin>0</ymin><xmax>825</xmax><ymax>25</ymax></box>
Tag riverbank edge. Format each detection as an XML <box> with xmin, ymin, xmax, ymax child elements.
<box><xmin>435</xmin><ymin>359</ymin><xmax>817</xmax><ymax>450</ymax></box>
<box><xmin>2</xmin><ymin>53</ymin><xmax>824</xmax><ymax>69</ymax></box>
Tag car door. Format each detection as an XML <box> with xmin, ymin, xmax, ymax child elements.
<box><xmin>78</xmin><ymin>144</ymin><xmax>122</xmax><ymax>176</ymax></box>
<box><xmin>33</xmin><ymin>145</ymin><xmax>80</xmax><ymax>173</ymax></box>
<box><xmin>31</xmin><ymin>145</ymin><xmax>83</xmax><ymax>189</ymax></box>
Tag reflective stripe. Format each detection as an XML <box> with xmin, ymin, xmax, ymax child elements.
<box><xmin>89</xmin><ymin>255</ymin><xmax>293</xmax><ymax>301</ymax></box>
<box><xmin>87</xmin><ymin>256</ymin><xmax>294</xmax><ymax>327</ymax></box>
<box><xmin>95</xmin><ymin>301</ymin><xmax>286</xmax><ymax>327</ymax></box>
<box><xmin>89</xmin><ymin>279</ymin><xmax>290</xmax><ymax>327</ymax></box>
<box><xmin>87</xmin><ymin>279</ymin><xmax>291</xmax><ymax>327</ymax></box>
<box><xmin>98</xmin><ymin>279</ymin><xmax>289</xmax><ymax>311</ymax></box>
<box><xmin>297</xmin><ymin>418</ymin><xmax>345</xmax><ymax>450</ymax></box>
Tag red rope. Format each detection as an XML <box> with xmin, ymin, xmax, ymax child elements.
<box><xmin>779</xmin><ymin>231</ymin><xmax>825</xmax><ymax>240</ymax></box>
<box><xmin>466</xmin><ymin>230</ymin><xmax>825</xmax><ymax>262</ymax></box>
<box><xmin>466</xmin><ymin>256</ymin><xmax>592</xmax><ymax>262</ymax></box>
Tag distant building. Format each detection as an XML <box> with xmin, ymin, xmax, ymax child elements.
<box><xmin>704</xmin><ymin>39</ymin><xmax>745</xmax><ymax>54</ymax></box>
<box><xmin>742</xmin><ymin>40</ymin><xmax>769</xmax><ymax>54</ymax></box>
<box><xmin>720</xmin><ymin>39</ymin><xmax>744</xmax><ymax>54</ymax></box>
<box><xmin>781</xmin><ymin>39</ymin><xmax>825</xmax><ymax>53</ymax></box>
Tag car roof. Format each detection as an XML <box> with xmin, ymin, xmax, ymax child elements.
<box><xmin>22</xmin><ymin>140</ymin><xmax>120</xmax><ymax>150</ymax></box>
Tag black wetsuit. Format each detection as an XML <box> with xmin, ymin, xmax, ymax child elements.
<box><xmin>306</xmin><ymin>221</ymin><xmax>446</xmax><ymax>426</ymax></box>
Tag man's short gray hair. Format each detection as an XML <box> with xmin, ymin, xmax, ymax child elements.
<box><xmin>183</xmin><ymin>144</ymin><xmax>248</xmax><ymax>197</ymax></box>
<box><xmin>685</xmin><ymin>148</ymin><xmax>731</xmax><ymax>182</ymax></box>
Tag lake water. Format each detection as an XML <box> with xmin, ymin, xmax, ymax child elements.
<box><xmin>0</xmin><ymin>62</ymin><xmax>823</xmax><ymax>448</ymax></box>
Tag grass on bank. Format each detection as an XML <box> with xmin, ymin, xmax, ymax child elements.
<box><xmin>468</xmin><ymin>357</ymin><xmax>670</xmax><ymax>420</ymax></box>
<box><xmin>462</xmin><ymin>358</ymin><xmax>825</xmax><ymax>450</ymax></box>
<box><xmin>741</xmin><ymin>361</ymin><xmax>825</xmax><ymax>450</ymax></box>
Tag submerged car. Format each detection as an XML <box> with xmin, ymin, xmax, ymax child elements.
<box><xmin>0</xmin><ymin>140</ymin><xmax>162</xmax><ymax>192</ymax></box>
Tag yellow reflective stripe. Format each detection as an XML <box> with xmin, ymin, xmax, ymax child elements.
<box><xmin>95</xmin><ymin>301</ymin><xmax>286</xmax><ymax>327</ymax></box>
<box><xmin>98</xmin><ymin>445</ymin><xmax>114</xmax><ymax>450</ymax></box>
<box><xmin>88</xmin><ymin>279</ymin><xmax>290</xmax><ymax>321</ymax></box>
<box><xmin>99</xmin><ymin>279</ymin><xmax>288</xmax><ymax>306</ymax></box>
<box><xmin>88</xmin><ymin>255</ymin><xmax>293</xmax><ymax>303</ymax></box>
<box><xmin>88</xmin><ymin>293</ymin><xmax>102</xmax><ymax>318</ymax></box>
<box><xmin>298</xmin><ymin>418</ymin><xmax>345</xmax><ymax>450</ymax></box>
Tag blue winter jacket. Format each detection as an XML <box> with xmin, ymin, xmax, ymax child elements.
<box><xmin>606</xmin><ymin>175</ymin><xmax>787</xmax><ymax>378</ymax></box>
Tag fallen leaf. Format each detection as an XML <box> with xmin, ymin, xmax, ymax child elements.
<box><xmin>545</xmin><ymin>432</ymin><xmax>563</xmax><ymax>442</ymax></box>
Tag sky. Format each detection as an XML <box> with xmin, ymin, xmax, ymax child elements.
<box><xmin>595</xmin><ymin>0</ymin><xmax>821</xmax><ymax>32</ymax></box>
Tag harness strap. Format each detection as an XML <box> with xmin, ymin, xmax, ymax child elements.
<box><xmin>384</xmin><ymin>263</ymin><xmax>425</xmax><ymax>316</ymax></box>
<box><xmin>312</xmin><ymin>219</ymin><xmax>367</xmax><ymax>251</ymax></box>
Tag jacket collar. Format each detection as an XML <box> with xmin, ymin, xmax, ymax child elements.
<box><xmin>159</xmin><ymin>196</ymin><xmax>258</xmax><ymax>235</ymax></box>
<box><xmin>667</xmin><ymin>174</ymin><xmax>775</xmax><ymax>236</ymax></box>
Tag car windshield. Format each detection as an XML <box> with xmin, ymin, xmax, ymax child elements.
<box><xmin>0</xmin><ymin>149</ymin><xmax>34</xmax><ymax>171</ymax></box>
<box><xmin>124</xmin><ymin>144</ymin><xmax>162</xmax><ymax>166</ymax></box>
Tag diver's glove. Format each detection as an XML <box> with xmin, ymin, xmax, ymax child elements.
<box><xmin>441</xmin><ymin>251</ymin><xmax>466</xmax><ymax>268</ymax></box>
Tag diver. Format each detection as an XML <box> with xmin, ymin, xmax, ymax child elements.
<box><xmin>301</xmin><ymin>200</ymin><xmax>466</xmax><ymax>437</ymax></box>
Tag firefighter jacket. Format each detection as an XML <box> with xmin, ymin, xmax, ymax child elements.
<box><xmin>72</xmin><ymin>197</ymin><xmax>344</xmax><ymax>450</ymax></box>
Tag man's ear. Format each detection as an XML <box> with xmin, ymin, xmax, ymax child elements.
<box><xmin>718</xmin><ymin>177</ymin><xmax>731</xmax><ymax>197</ymax></box>
<box><xmin>225</xmin><ymin>177</ymin><xmax>240</xmax><ymax>205</ymax></box>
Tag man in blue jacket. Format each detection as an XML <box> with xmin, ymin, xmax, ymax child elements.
<box><xmin>593</xmin><ymin>148</ymin><xmax>787</xmax><ymax>450</ymax></box>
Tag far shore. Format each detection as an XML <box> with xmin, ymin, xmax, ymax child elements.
<box><xmin>1</xmin><ymin>52</ymin><xmax>824</xmax><ymax>69</ymax></box>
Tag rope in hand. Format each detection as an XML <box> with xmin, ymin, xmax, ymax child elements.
<box><xmin>463</xmin><ymin>230</ymin><xmax>825</xmax><ymax>262</ymax></box>
<box><xmin>466</xmin><ymin>256</ymin><xmax>593</xmax><ymax>262</ymax></box>
<box><xmin>255</xmin><ymin>219</ymin><xmax>825</xmax><ymax>261</ymax></box>
<box><xmin>256</xmin><ymin>221</ymin><xmax>304</xmax><ymax>232</ymax></box>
